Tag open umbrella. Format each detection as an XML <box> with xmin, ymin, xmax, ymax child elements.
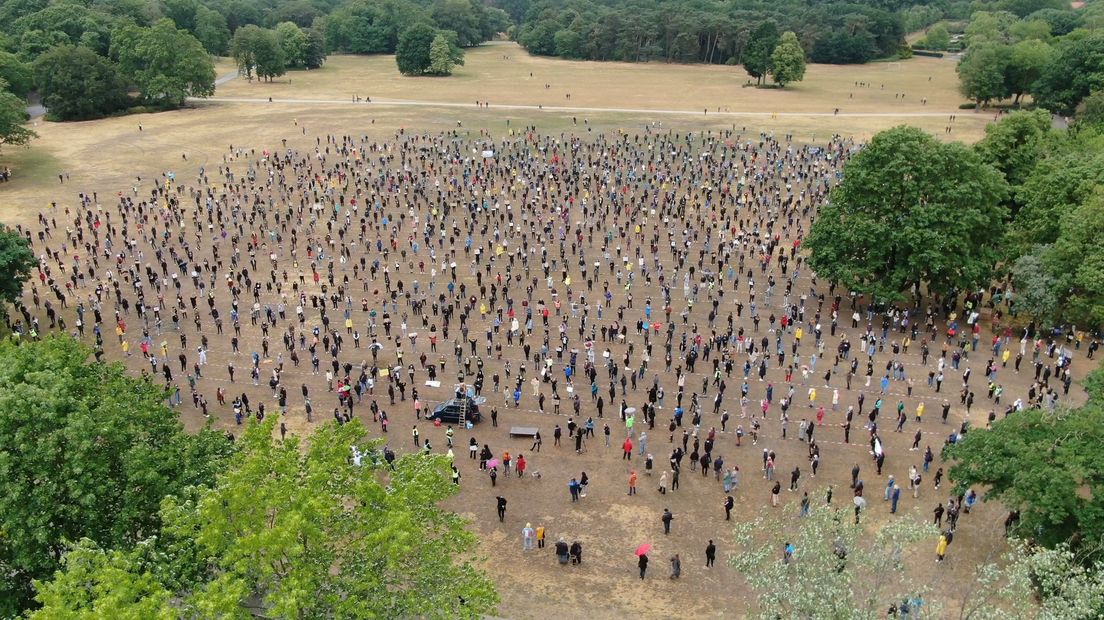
<box><xmin>635</xmin><ymin>543</ymin><xmax>652</xmax><ymax>556</ymax></box>
<box><xmin>486</xmin><ymin>458</ymin><xmax>499</xmax><ymax>469</ymax></box>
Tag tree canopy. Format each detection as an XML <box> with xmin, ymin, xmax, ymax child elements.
<box><xmin>30</xmin><ymin>418</ymin><xmax>499</xmax><ymax>618</ymax></box>
<box><xmin>111</xmin><ymin>19</ymin><xmax>215</xmax><ymax>107</ymax></box>
<box><xmin>0</xmin><ymin>84</ymin><xmax>35</xmax><ymax>152</ymax></box>
<box><xmin>510</xmin><ymin>0</ymin><xmax>905</xmax><ymax>66</ymax></box>
<box><xmin>396</xmin><ymin>23</ymin><xmax>463</xmax><ymax>76</ymax></box>
<box><xmin>805</xmin><ymin>126</ymin><xmax>1008</xmax><ymax>302</ymax></box>
<box><xmin>0</xmin><ymin>336</ymin><xmax>233</xmax><ymax>615</ymax></box>
<box><xmin>32</xmin><ymin>44</ymin><xmax>129</xmax><ymax>121</ymax></box>
<box><xmin>0</xmin><ymin>223</ymin><xmax>34</xmax><ymax>303</ymax></box>
<box><xmin>770</xmin><ymin>31</ymin><xmax>806</xmax><ymax>88</ymax></box>
<box><xmin>946</xmin><ymin>404</ymin><xmax>1104</xmax><ymax>551</ymax></box>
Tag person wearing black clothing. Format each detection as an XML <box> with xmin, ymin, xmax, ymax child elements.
<box><xmin>570</xmin><ymin>541</ymin><xmax>583</xmax><ymax>565</ymax></box>
<box><xmin>705</xmin><ymin>540</ymin><xmax>717</xmax><ymax>568</ymax></box>
<box><xmin>662</xmin><ymin>508</ymin><xmax>674</xmax><ymax>534</ymax></box>
<box><xmin>496</xmin><ymin>496</ymin><xmax>507</xmax><ymax>522</ymax></box>
<box><xmin>638</xmin><ymin>553</ymin><xmax>649</xmax><ymax>579</ymax></box>
<box><xmin>724</xmin><ymin>495</ymin><xmax>735</xmax><ymax>520</ymax></box>
<box><xmin>555</xmin><ymin>538</ymin><xmax>570</xmax><ymax>564</ymax></box>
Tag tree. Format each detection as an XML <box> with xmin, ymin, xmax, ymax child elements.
<box><xmin>921</xmin><ymin>24</ymin><xmax>951</xmax><ymax>51</ymax></box>
<box><xmin>193</xmin><ymin>5</ymin><xmax>230</xmax><ymax>55</ymax></box>
<box><xmin>1046</xmin><ymin>190</ymin><xmax>1104</xmax><ymax>329</ymax></box>
<box><xmin>743</xmin><ymin>21</ymin><xmax>778</xmax><ymax>85</ymax></box>
<box><xmin>770</xmin><ymin>31</ymin><xmax>805</xmax><ymax>88</ymax></box>
<box><xmin>1011</xmin><ymin>144</ymin><xmax>1104</xmax><ymax>252</ymax></box>
<box><xmin>1010</xmin><ymin>246</ymin><xmax>1058</xmax><ymax>321</ymax></box>
<box><xmin>275</xmin><ymin>21</ymin><xmax>308</xmax><ymax>68</ymax></box>
<box><xmin>0</xmin><ymin>337</ymin><xmax>233</xmax><ymax>615</ymax></box>
<box><xmin>303</xmin><ymin>29</ymin><xmax>327</xmax><ymax>69</ymax></box>
<box><xmin>428</xmin><ymin>32</ymin><xmax>455</xmax><ymax>75</ymax></box>
<box><xmin>0</xmin><ymin>223</ymin><xmax>34</xmax><ymax>303</ymax></box>
<box><xmin>396</xmin><ymin>22</ymin><xmax>437</xmax><ymax>75</ymax></box>
<box><xmin>805</xmin><ymin>126</ymin><xmax>1008</xmax><ymax>301</ymax></box>
<box><xmin>730</xmin><ymin>504</ymin><xmax>938</xmax><ymax>617</ymax></box>
<box><xmin>32</xmin><ymin>45</ymin><xmax>129</xmax><ymax>121</ymax></box>
<box><xmin>973</xmin><ymin>108</ymin><xmax>1053</xmax><ymax>190</ymax></box>
<box><xmin>111</xmin><ymin>19</ymin><xmax>215</xmax><ymax>107</ymax></box>
<box><xmin>430</xmin><ymin>0</ymin><xmax>482</xmax><ymax>47</ymax></box>
<box><xmin>950</xmin><ymin>539</ymin><xmax>1104</xmax><ymax>619</ymax></box>
<box><xmin>30</xmin><ymin>540</ymin><xmax>175</xmax><ymax>619</ymax></box>
<box><xmin>0</xmin><ymin>51</ymin><xmax>34</xmax><ymax>98</ymax></box>
<box><xmin>31</xmin><ymin>419</ymin><xmax>499</xmax><ymax>618</ymax></box>
<box><xmin>946</xmin><ymin>405</ymin><xmax>1104</xmax><ymax>549</ymax></box>
<box><xmin>1080</xmin><ymin>90</ymin><xmax>1104</xmax><ymax>127</ymax></box>
<box><xmin>0</xmin><ymin>85</ymin><xmax>36</xmax><ymax>152</ymax></box>
<box><xmin>958</xmin><ymin>43</ymin><xmax>1011</xmax><ymax>108</ymax></box>
<box><xmin>230</xmin><ymin>25</ymin><xmax>285</xmax><ymax>82</ymax></box>
<box><xmin>1005</xmin><ymin>39</ymin><xmax>1052</xmax><ymax>104</ymax></box>
<box><xmin>1033</xmin><ymin>31</ymin><xmax>1104</xmax><ymax>115</ymax></box>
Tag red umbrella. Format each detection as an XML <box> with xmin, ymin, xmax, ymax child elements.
<box><xmin>635</xmin><ymin>543</ymin><xmax>652</xmax><ymax>556</ymax></box>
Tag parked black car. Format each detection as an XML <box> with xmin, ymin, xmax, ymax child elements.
<box><xmin>426</xmin><ymin>397</ymin><xmax>483</xmax><ymax>424</ymax></box>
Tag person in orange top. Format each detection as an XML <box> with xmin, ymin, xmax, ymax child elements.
<box><xmin>628</xmin><ymin>470</ymin><xmax>638</xmax><ymax>495</ymax></box>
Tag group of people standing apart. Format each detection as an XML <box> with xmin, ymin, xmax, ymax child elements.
<box><xmin>9</xmin><ymin>123</ymin><xmax>1092</xmax><ymax>596</ymax></box>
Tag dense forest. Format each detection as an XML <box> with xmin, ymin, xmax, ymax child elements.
<box><xmin>502</xmin><ymin>0</ymin><xmax>1086</xmax><ymax>65</ymax></box>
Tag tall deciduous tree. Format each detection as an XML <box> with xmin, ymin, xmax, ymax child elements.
<box><xmin>0</xmin><ymin>223</ymin><xmax>34</xmax><ymax>302</ymax></box>
<box><xmin>947</xmin><ymin>405</ymin><xmax>1104</xmax><ymax>549</ymax></box>
<box><xmin>230</xmin><ymin>25</ymin><xmax>285</xmax><ymax>82</ymax></box>
<box><xmin>743</xmin><ymin>20</ymin><xmax>778</xmax><ymax>85</ymax></box>
<box><xmin>32</xmin><ymin>45</ymin><xmax>129</xmax><ymax>120</ymax></box>
<box><xmin>805</xmin><ymin>126</ymin><xmax>1008</xmax><ymax>301</ymax></box>
<box><xmin>111</xmin><ymin>19</ymin><xmax>215</xmax><ymax>107</ymax></box>
<box><xmin>396</xmin><ymin>22</ymin><xmax>438</xmax><ymax>75</ymax></box>
<box><xmin>973</xmin><ymin>108</ymin><xmax>1053</xmax><ymax>191</ymax></box>
<box><xmin>429</xmin><ymin>32</ymin><xmax>455</xmax><ymax>75</ymax></box>
<box><xmin>0</xmin><ymin>84</ymin><xmax>35</xmax><ymax>152</ymax></box>
<box><xmin>31</xmin><ymin>419</ymin><xmax>499</xmax><ymax>618</ymax></box>
<box><xmin>1033</xmin><ymin>31</ymin><xmax>1104</xmax><ymax>116</ymax></box>
<box><xmin>0</xmin><ymin>337</ymin><xmax>233</xmax><ymax>616</ymax></box>
<box><xmin>958</xmin><ymin>42</ymin><xmax>1011</xmax><ymax>108</ymax></box>
<box><xmin>770</xmin><ymin>31</ymin><xmax>805</xmax><ymax>88</ymax></box>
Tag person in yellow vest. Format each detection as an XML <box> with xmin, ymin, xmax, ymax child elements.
<box><xmin>935</xmin><ymin>534</ymin><xmax>948</xmax><ymax>562</ymax></box>
<box><xmin>536</xmin><ymin>525</ymin><xmax>546</xmax><ymax>549</ymax></box>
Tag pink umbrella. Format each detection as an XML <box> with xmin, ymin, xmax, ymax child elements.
<box><xmin>635</xmin><ymin>543</ymin><xmax>652</xmax><ymax>556</ymax></box>
<box><xmin>486</xmin><ymin>458</ymin><xmax>499</xmax><ymax>469</ymax></box>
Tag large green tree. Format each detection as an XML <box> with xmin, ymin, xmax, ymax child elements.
<box><xmin>32</xmin><ymin>45</ymin><xmax>129</xmax><ymax>120</ymax></box>
<box><xmin>743</xmin><ymin>20</ymin><xmax>778</xmax><ymax>85</ymax></box>
<box><xmin>770</xmin><ymin>31</ymin><xmax>805</xmax><ymax>88</ymax></box>
<box><xmin>396</xmin><ymin>22</ymin><xmax>438</xmax><ymax>75</ymax></box>
<box><xmin>947</xmin><ymin>405</ymin><xmax>1104</xmax><ymax>549</ymax></box>
<box><xmin>973</xmin><ymin>108</ymin><xmax>1053</xmax><ymax>190</ymax></box>
<box><xmin>31</xmin><ymin>418</ymin><xmax>499</xmax><ymax>618</ymax></box>
<box><xmin>0</xmin><ymin>223</ymin><xmax>34</xmax><ymax>302</ymax></box>
<box><xmin>193</xmin><ymin>5</ymin><xmax>231</xmax><ymax>55</ymax></box>
<box><xmin>1033</xmin><ymin>31</ymin><xmax>1104</xmax><ymax>116</ymax></box>
<box><xmin>1045</xmin><ymin>190</ymin><xmax>1104</xmax><ymax>328</ymax></box>
<box><xmin>0</xmin><ymin>337</ymin><xmax>233</xmax><ymax>615</ymax></box>
<box><xmin>1004</xmin><ymin>39</ymin><xmax>1052</xmax><ymax>104</ymax></box>
<box><xmin>0</xmin><ymin>83</ymin><xmax>36</xmax><ymax>153</ymax></box>
<box><xmin>0</xmin><ymin>51</ymin><xmax>34</xmax><ymax>98</ymax></box>
<box><xmin>805</xmin><ymin>126</ymin><xmax>1008</xmax><ymax>301</ymax></box>
<box><xmin>958</xmin><ymin>42</ymin><xmax>1011</xmax><ymax>108</ymax></box>
<box><xmin>230</xmin><ymin>24</ymin><xmax>286</xmax><ymax>81</ymax></box>
<box><xmin>111</xmin><ymin>19</ymin><xmax>215</xmax><ymax>107</ymax></box>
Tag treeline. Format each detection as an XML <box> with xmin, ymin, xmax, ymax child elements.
<box><xmin>950</xmin><ymin>3</ymin><xmax>1104</xmax><ymax>114</ymax></box>
<box><xmin>504</xmin><ymin>0</ymin><xmax>912</xmax><ymax>65</ymax></box>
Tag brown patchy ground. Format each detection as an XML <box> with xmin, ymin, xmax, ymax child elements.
<box><xmin>0</xmin><ymin>44</ymin><xmax>1080</xmax><ymax>619</ymax></box>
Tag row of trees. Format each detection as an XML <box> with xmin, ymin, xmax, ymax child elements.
<box><xmin>805</xmin><ymin>106</ymin><xmax>1104</xmax><ymax>330</ymax></box>
<box><xmin>230</xmin><ymin>22</ymin><xmax>326</xmax><ymax>82</ymax></box>
<box><xmin>325</xmin><ymin>0</ymin><xmax>507</xmax><ymax>55</ymax></box>
<box><xmin>957</xmin><ymin>13</ymin><xmax>1104</xmax><ymax>114</ymax></box>
<box><xmin>0</xmin><ymin>336</ymin><xmax>498</xmax><ymax>617</ymax></box>
<box><xmin>508</xmin><ymin>0</ymin><xmax>906</xmax><ymax>66</ymax></box>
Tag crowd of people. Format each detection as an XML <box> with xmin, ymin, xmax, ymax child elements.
<box><xmin>7</xmin><ymin>124</ymin><xmax>1095</xmax><ymax>607</ymax></box>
